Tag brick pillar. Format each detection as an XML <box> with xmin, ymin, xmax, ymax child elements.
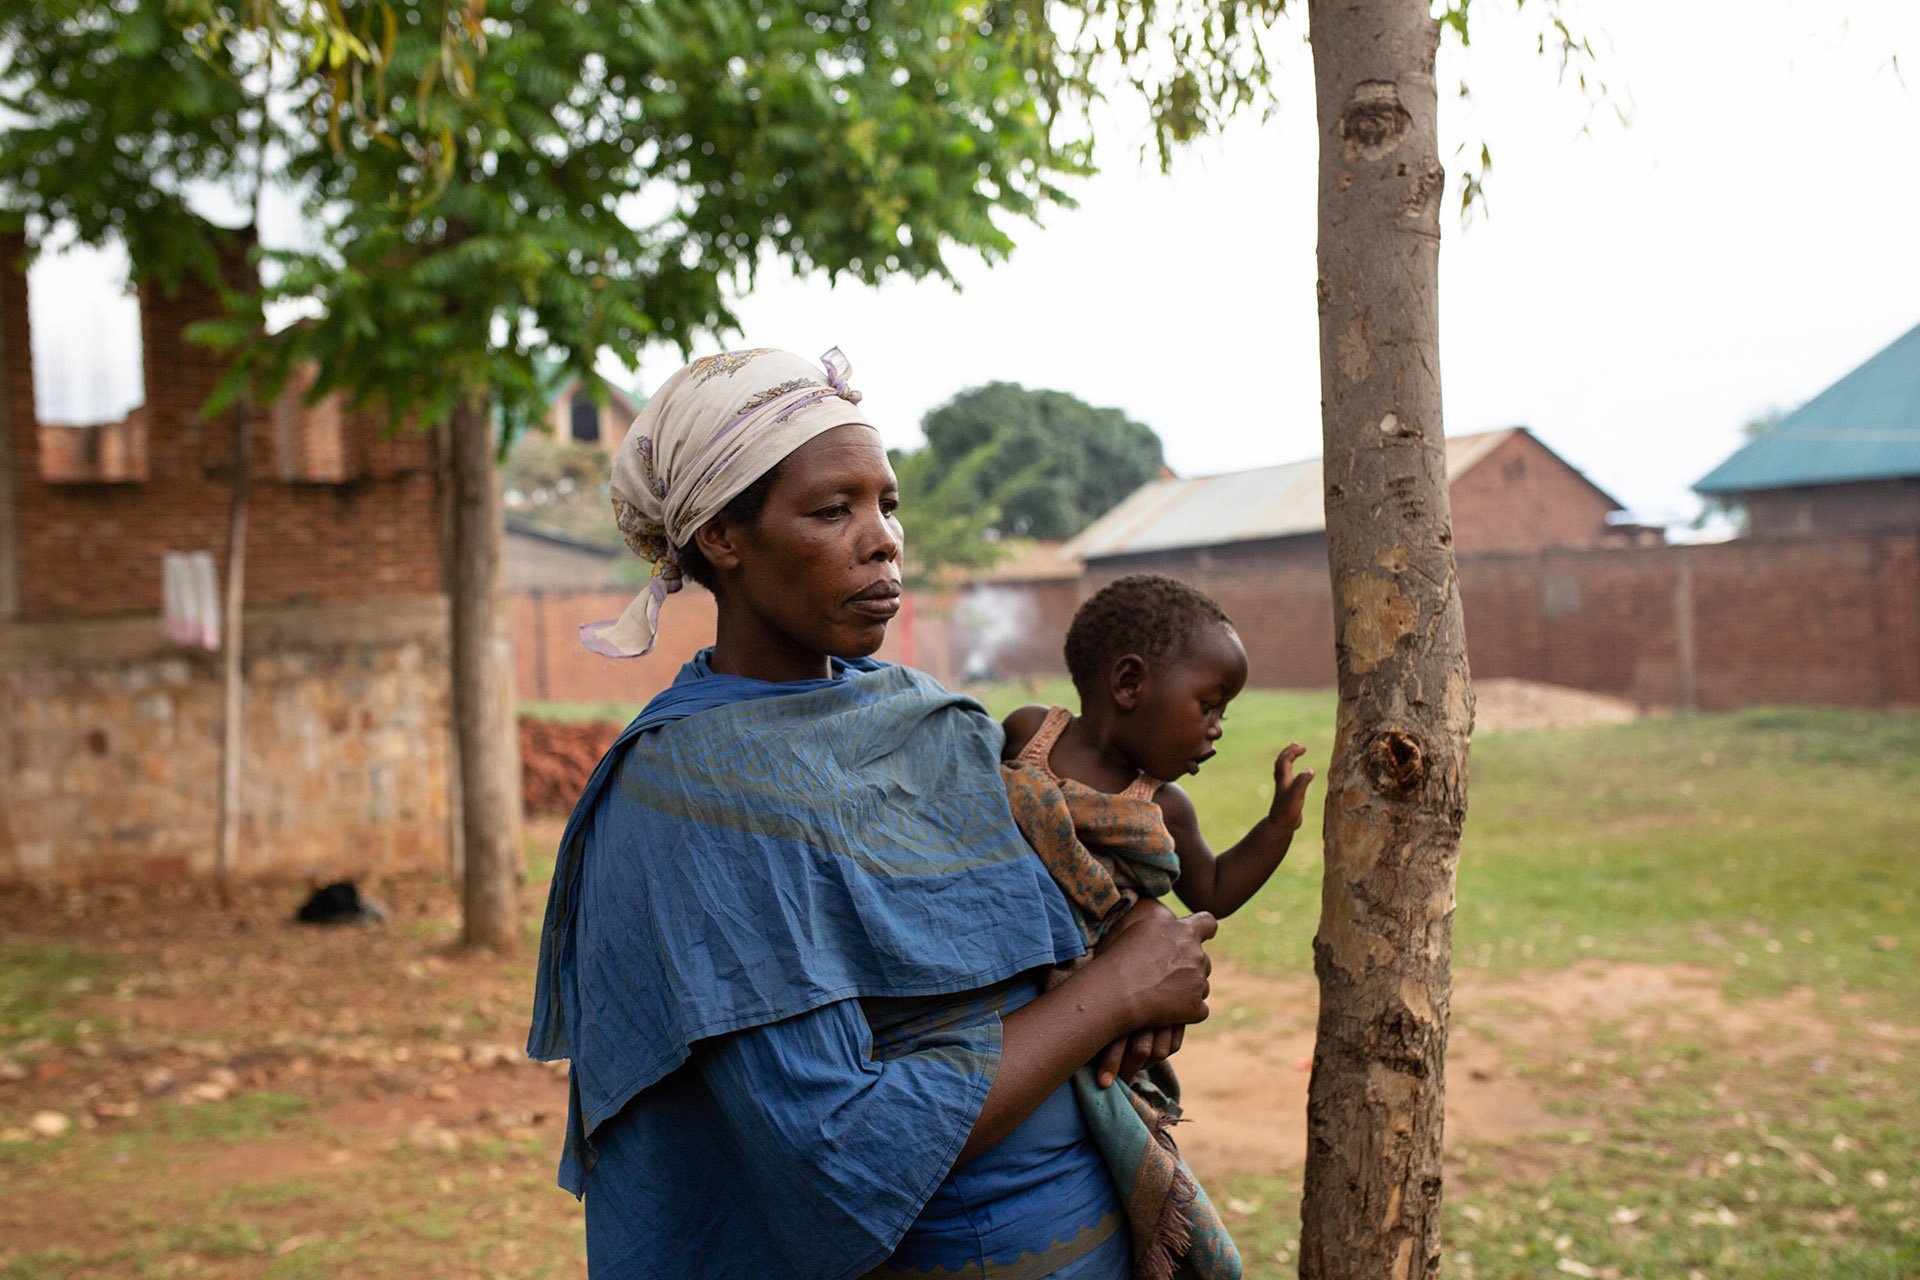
<box><xmin>0</xmin><ymin>230</ymin><xmax>31</xmax><ymax>619</ymax></box>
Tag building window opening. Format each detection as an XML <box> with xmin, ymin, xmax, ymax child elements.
<box><xmin>569</xmin><ymin>392</ymin><xmax>600</xmax><ymax>444</ymax></box>
<box><xmin>28</xmin><ymin>239</ymin><xmax>148</xmax><ymax>483</ymax></box>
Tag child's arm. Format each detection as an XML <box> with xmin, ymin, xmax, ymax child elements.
<box><xmin>1160</xmin><ymin>743</ymin><xmax>1314</xmax><ymax>918</ymax></box>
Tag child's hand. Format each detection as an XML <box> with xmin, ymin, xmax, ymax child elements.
<box><xmin>1269</xmin><ymin>743</ymin><xmax>1314</xmax><ymax>831</ymax></box>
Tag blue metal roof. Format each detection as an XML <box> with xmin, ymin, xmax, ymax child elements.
<box><xmin>1695</xmin><ymin>320</ymin><xmax>1920</xmax><ymax>494</ymax></box>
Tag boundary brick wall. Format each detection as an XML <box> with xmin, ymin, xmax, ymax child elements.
<box><xmin>511</xmin><ymin>586</ymin><xmax>957</xmax><ymax>712</ymax></box>
<box><xmin>1</xmin><ymin>600</ymin><xmax>452</xmax><ymax>883</ymax></box>
<box><xmin>1075</xmin><ymin>532</ymin><xmax>1920</xmax><ymax>709</ymax></box>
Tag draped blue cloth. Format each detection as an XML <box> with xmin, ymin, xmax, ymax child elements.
<box><xmin>526</xmin><ymin>652</ymin><xmax>1093</xmax><ymax>1278</ymax></box>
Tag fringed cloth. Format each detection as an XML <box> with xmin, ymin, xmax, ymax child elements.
<box><xmin>1003</xmin><ymin>707</ymin><xmax>1244</xmax><ymax>1280</ymax></box>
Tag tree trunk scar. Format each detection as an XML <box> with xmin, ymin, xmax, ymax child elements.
<box><xmin>1338</xmin><ymin>572</ymin><xmax>1415</xmax><ymax>673</ymax></box>
<box><xmin>1338</xmin><ymin>312</ymin><xmax>1374</xmax><ymax>382</ymax></box>
<box><xmin>1399</xmin><ymin>975</ymin><xmax>1435</xmax><ymax>1023</ymax></box>
<box><xmin>1403</xmin><ymin>159</ymin><xmax>1446</xmax><ymax>221</ymax></box>
<box><xmin>1339</xmin><ymin>80</ymin><xmax>1412</xmax><ymax>161</ymax></box>
<box><xmin>1373</xmin><ymin>544</ymin><xmax>1410</xmax><ymax>573</ymax></box>
<box><xmin>1320</xmin><ymin>870</ymin><xmax>1395</xmax><ymax>977</ymax></box>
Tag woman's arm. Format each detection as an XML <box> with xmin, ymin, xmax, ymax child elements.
<box><xmin>958</xmin><ymin>907</ymin><xmax>1216</xmax><ymax>1161</ymax></box>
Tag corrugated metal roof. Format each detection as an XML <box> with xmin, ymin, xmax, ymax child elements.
<box><xmin>1696</xmin><ymin>321</ymin><xmax>1920</xmax><ymax>494</ymax></box>
<box><xmin>1065</xmin><ymin>429</ymin><xmax>1518</xmax><ymax>561</ymax></box>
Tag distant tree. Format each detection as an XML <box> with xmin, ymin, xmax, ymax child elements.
<box><xmin>912</xmin><ymin>382</ymin><xmax>1166</xmax><ymax>541</ymax></box>
<box><xmin>1743</xmin><ymin>406</ymin><xmax>1789</xmax><ymax>438</ymax></box>
<box><xmin>888</xmin><ymin>444</ymin><xmax>1008</xmax><ymax>587</ymax></box>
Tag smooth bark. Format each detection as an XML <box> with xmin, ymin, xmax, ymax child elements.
<box><xmin>1300</xmin><ymin>2</ymin><xmax>1474</xmax><ymax>1277</ymax></box>
<box><xmin>450</xmin><ymin>393</ymin><xmax>523</xmax><ymax>950</ymax></box>
<box><xmin>216</xmin><ymin>402</ymin><xmax>250</xmax><ymax>906</ymax></box>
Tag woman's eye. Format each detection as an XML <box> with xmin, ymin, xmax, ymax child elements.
<box><xmin>814</xmin><ymin>504</ymin><xmax>850</xmax><ymax>520</ymax></box>
<box><xmin>881</xmin><ymin>499</ymin><xmax>900</xmax><ymax>517</ymax></box>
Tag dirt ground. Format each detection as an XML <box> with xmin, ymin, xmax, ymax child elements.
<box><xmin>1469</xmin><ymin>678</ymin><xmax>1640</xmax><ymax>733</ymax></box>
<box><xmin>0</xmin><ymin>851</ymin><xmax>1851</xmax><ymax>1271</ymax></box>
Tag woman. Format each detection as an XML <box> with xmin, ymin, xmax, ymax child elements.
<box><xmin>528</xmin><ymin>347</ymin><xmax>1218</xmax><ymax>1279</ymax></box>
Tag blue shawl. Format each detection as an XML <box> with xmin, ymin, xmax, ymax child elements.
<box><xmin>526</xmin><ymin>652</ymin><xmax>1084</xmax><ymax>1193</ymax></box>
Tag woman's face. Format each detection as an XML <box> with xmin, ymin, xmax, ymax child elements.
<box><xmin>702</xmin><ymin>424</ymin><xmax>904</xmax><ymax>679</ymax></box>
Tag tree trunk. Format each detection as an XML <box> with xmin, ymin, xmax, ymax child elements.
<box><xmin>1299</xmin><ymin>3</ymin><xmax>1474</xmax><ymax>1278</ymax></box>
<box><xmin>216</xmin><ymin>402</ymin><xmax>251</xmax><ymax>907</ymax></box>
<box><xmin>450</xmin><ymin>393</ymin><xmax>523</xmax><ymax>950</ymax></box>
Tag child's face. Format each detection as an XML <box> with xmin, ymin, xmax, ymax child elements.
<box><xmin>1124</xmin><ymin>622</ymin><xmax>1250</xmax><ymax>780</ymax></box>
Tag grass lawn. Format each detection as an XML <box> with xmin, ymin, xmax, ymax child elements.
<box><xmin>4</xmin><ymin>689</ymin><xmax>1915</xmax><ymax>1277</ymax></box>
<box><xmin>971</xmin><ymin>684</ymin><xmax>1919</xmax><ymax>1278</ymax></box>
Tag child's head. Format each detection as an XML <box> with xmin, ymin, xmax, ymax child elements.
<box><xmin>1064</xmin><ymin>574</ymin><xmax>1249</xmax><ymax>779</ymax></box>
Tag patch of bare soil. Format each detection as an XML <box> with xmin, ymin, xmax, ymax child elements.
<box><xmin>1472</xmin><ymin>678</ymin><xmax>1640</xmax><ymax>733</ymax></box>
<box><xmin>1171</xmin><ymin>959</ymin><xmax>1852</xmax><ymax>1181</ymax></box>
<box><xmin>0</xmin><ymin>874</ymin><xmax>571</xmax><ymax>1210</ymax></box>
<box><xmin>0</xmin><ymin>872</ymin><xmax>1868</xmax><ymax>1240</ymax></box>
<box><xmin>1174</xmin><ymin>962</ymin><xmax>1561</xmax><ymax>1181</ymax></box>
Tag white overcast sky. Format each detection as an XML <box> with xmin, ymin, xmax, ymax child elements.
<box><xmin>26</xmin><ymin>0</ymin><xmax>1920</xmax><ymax>526</ymax></box>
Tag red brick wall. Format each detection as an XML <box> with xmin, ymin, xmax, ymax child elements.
<box><xmin>510</xmin><ymin>585</ymin><xmax>954</xmax><ymax>710</ymax></box>
<box><xmin>1</xmin><ymin>231</ymin><xmax>443</xmax><ymax>619</ymax></box>
<box><xmin>1077</xmin><ymin>532</ymin><xmax>1920</xmax><ymax>709</ymax></box>
<box><xmin>1084</xmin><ymin>536</ymin><xmax>1339</xmax><ymax>689</ymax></box>
<box><xmin>1742</xmin><ymin>480</ymin><xmax>1920</xmax><ymax>538</ymax></box>
<box><xmin>1448</xmin><ymin>430</ymin><xmax>1620</xmax><ymax>552</ymax></box>
<box><xmin>38</xmin><ymin>411</ymin><xmax>149</xmax><ymax>483</ymax></box>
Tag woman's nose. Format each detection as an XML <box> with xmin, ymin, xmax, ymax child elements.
<box><xmin>862</xmin><ymin>506</ymin><xmax>903</xmax><ymax>561</ymax></box>
<box><xmin>1206</xmin><ymin>721</ymin><xmax>1224</xmax><ymax>740</ymax></box>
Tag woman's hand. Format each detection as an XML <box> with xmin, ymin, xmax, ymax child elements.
<box><xmin>1092</xmin><ymin>1023</ymin><xmax>1184</xmax><ymax>1090</ymax></box>
<box><xmin>964</xmin><ymin>906</ymin><xmax>1214</xmax><ymax>1161</ymax></box>
<box><xmin>1089</xmin><ymin>898</ymin><xmax>1190</xmax><ymax>1087</ymax></box>
<box><xmin>1084</xmin><ymin>904</ymin><xmax>1216</xmax><ymax>1085</ymax></box>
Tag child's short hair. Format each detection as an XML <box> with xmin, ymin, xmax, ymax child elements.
<box><xmin>1064</xmin><ymin>573</ymin><xmax>1233</xmax><ymax>695</ymax></box>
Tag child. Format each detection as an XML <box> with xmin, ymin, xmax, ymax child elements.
<box><xmin>1002</xmin><ymin>572</ymin><xmax>1314</xmax><ymax>923</ymax></box>
<box><xmin>999</xmin><ymin>572</ymin><xmax>1315</xmax><ymax>1280</ymax></box>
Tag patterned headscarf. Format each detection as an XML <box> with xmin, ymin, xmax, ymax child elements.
<box><xmin>581</xmin><ymin>347</ymin><xmax>876</xmax><ymax>658</ymax></box>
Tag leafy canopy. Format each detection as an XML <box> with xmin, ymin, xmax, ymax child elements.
<box><xmin>908</xmin><ymin>381</ymin><xmax>1165</xmax><ymax>542</ymax></box>
<box><xmin>0</xmin><ymin>0</ymin><xmax>1091</xmax><ymax>430</ymax></box>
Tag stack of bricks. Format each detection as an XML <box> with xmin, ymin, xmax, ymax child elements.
<box><xmin>1</xmin><ymin>230</ymin><xmax>444</xmax><ymax>618</ymax></box>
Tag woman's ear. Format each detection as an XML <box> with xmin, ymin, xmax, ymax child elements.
<box><xmin>692</xmin><ymin>515</ymin><xmax>745</xmax><ymax>573</ymax></box>
<box><xmin>1110</xmin><ymin>653</ymin><xmax>1147</xmax><ymax>712</ymax></box>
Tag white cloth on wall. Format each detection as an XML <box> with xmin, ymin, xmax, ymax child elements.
<box><xmin>161</xmin><ymin>551</ymin><xmax>220</xmax><ymax>650</ymax></box>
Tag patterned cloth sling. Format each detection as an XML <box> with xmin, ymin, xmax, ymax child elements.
<box><xmin>1002</xmin><ymin>707</ymin><xmax>1243</xmax><ymax>1280</ymax></box>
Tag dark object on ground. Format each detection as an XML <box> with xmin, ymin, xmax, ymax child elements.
<box><xmin>295</xmin><ymin>881</ymin><xmax>388</xmax><ymax>926</ymax></box>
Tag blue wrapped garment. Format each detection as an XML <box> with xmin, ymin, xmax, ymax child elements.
<box><xmin>527</xmin><ymin>653</ymin><xmax>1100</xmax><ymax>1278</ymax></box>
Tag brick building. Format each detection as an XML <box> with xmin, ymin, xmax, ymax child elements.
<box><xmin>970</xmin><ymin>428</ymin><xmax>1639</xmax><ymax>688</ymax></box>
<box><xmin>526</xmin><ymin>359</ymin><xmax>645</xmax><ymax>458</ymax></box>
<box><xmin>0</xmin><ymin>232</ymin><xmax>455</xmax><ymax>883</ymax></box>
<box><xmin>1695</xmin><ymin>320</ymin><xmax>1920</xmax><ymax>537</ymax></box>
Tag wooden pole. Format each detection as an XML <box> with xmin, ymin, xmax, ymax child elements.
<box><xmin>215</xmin><ymin>400</ymin><xmax>249</xmax><ymax>906</ymax></box>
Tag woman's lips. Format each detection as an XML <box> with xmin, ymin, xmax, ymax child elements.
<box><xmin>847</xmin><ymin>581</ymin><xmax>901</xmax><ymax>619</ymax></box>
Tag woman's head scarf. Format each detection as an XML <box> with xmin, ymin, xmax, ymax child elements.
<box><xmin>581</xmin><ymin>346</ymin><xmax>876</xmax><ymax>658</ymax></box>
